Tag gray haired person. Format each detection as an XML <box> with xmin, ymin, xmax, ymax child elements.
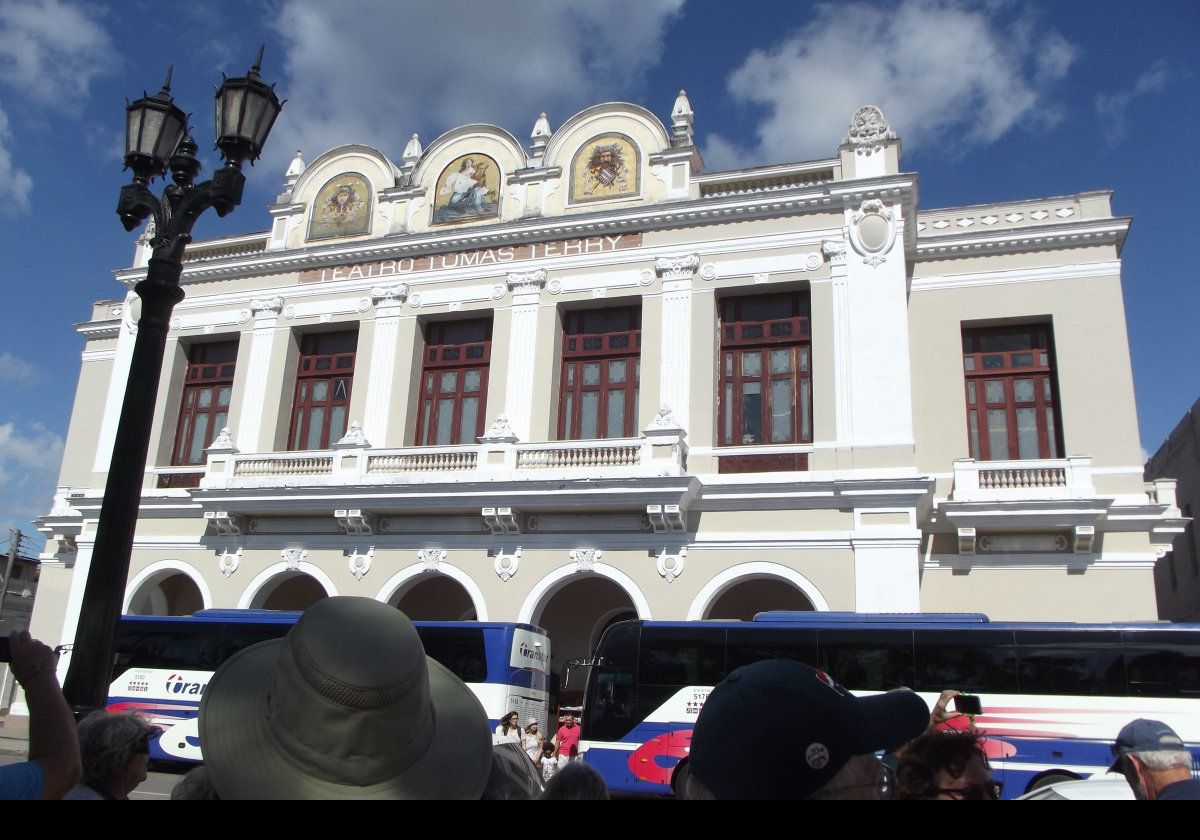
<box><xmin>1110</xmin><ymin>719</ymin><xmax>1200</xmax><ymax>800</ymax></box>
<box><xmin>66</xmin><ymin>712</ymin><xmax>160</xmax><ymax>800</ymax></box>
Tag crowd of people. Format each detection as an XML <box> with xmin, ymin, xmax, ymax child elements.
<box><xmin>2</xmin><ymin>598</ymin><xmax>1196</xmax><ymax>800</ymax></box>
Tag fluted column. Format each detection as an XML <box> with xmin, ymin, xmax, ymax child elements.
<box><xmin>235</xmin><ymin>296</ymin><xmax>285</xmax><ymax>452</ymax></box>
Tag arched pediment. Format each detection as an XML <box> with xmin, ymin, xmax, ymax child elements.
<box><xmin>292</xmin><ymin>145</ymin><xmax>401</xmax><ymax>243</ymax></box>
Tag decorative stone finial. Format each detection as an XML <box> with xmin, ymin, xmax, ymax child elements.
<box><xmin>403</xmin><ymin>133</ymin><xmax>422</xmax><ymax>165</ymax></box>
<box><xmin>285</xmin><ymin>150</ymin><xmax>305</xmax><ymax>178</ymax></box>
<box><xmin>334</xmin><ymin>421</ymin><xmax>370</xmax><ymax>448</ymax></box>
<box><xmin>529</xmin><ymin>112</ymin><xmax>552</xmax><ymax>159</ymax></box>
<box><xmin>206</xmin><ymin>426</ymin><xmax>237</xmax><ymax>454</ymax></box>
<box><xmin>842</xmin><ymin>105</ymin><xmax>897</xmax><ymax>148</ymax></box>
<box><xmin>671</xmin><ymin>90</ymin><xmax>694</xmax><ymax>147</ymax></box>
<box><xmin>480</xmin><ymin>414</ymin><xmax>518</xmax><ymax>443</ymax></box>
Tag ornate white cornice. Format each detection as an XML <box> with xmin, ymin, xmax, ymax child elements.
<box><xmin>915</xmin><ymin>218</ymin><xmax>1130</xmax><ymax>259</ymax></box>
<box><xmin>112</xmin><ymin>176</ymin><xmax>920</xmax><ymax>287</ymax></box>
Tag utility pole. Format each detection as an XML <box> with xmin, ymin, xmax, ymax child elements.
<box><xmin>0</xmin><ymin>528</ymin><xmax>19</xmax><ymax>626</ymax></box>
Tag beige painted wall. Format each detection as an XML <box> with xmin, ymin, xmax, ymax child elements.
<box><xmin>920</xmin><ymin>567</ymin><xmax>1157</xmax><ymax>620</ymax></box>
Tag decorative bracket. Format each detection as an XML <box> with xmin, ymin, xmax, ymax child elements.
<box><xmin>1074</xmin><ymin>525</ymin><xmax>1096</xmax><ymax>555</ymax></box>
<box><xmin>957</xmin><ymin>527</ymin><xmax>976</xmax><ymax>555</ymax></box>
<box><xmin>494</xmin><ymin>546</ymin><xmax>522</xmax><ymax>582</ymax></box>
<box><xmin>656</xmin><ymin>546</ymin><xmax>687</xmax><ymax>582</ymax></box>
<box><xmin>347</xmin><ymin>546</ymin><xmax>375</xmax><ymax>581</ymax></box>
<box><xmin>335</xmin><ymin>508</ymin><xmax>375</xmax><ymax>536</ymax></box>
<box><xmin>483</xmin><ymin>507</ymin><xmax>521</xmax><ymax>535</ymax></box>
<box><xmin>205</xmin><ymin>510</ymin><xmax>244</xmax><ymax>537</ymax></box>
<box><xmin>217</xmin><ymin>546</ymin><xmax>242</xmax><ymax>578</ymax></box>
<box><xmin>647</xmin><ymin>504</ymin><xmax>686</xmax><ymax>533</ymax></box>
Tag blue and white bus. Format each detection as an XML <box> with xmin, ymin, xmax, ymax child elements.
<box><xmin>580</xmin><ymin>612</ymin><xmax>1200</xmax><ymax>798</ymax></box>
<box><xmin>106</xmin><ymin>609</ymin><xmax>550</xmax><ymax>764</ymax></box>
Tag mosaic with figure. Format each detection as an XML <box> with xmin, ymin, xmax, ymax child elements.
<box><xmin>308</xmin><ymin>173</ymin><xmax>371</xmax><ymax>240</ymax></box>
<box><xmin>432</xmin><ymin>154</ymin><xmax>501</xmax><ymax>224</ymax></box>
<box><xmin>570</xmin><ymin>134</ymin><xmax>639</xmax><ymax>204</ymax></box>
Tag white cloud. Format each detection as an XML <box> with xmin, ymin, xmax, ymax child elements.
<box><xmin>0</xmin><ymin>352</ymin><xmax>39</xmax><ymax>384</ymax></box>
<box><xmin>1095</xmin><ymin>60</ymin><xmax>1169</xmax><ymax>144</ymax></box>
<box><xmin>0</xmin><ymin>0</ymin><xmax>117</xmax><ymax>108</ymax></box>
<box><xmin>0</xmin><ymin>105</ymin><xmax>32</xmax><ymax>212</ymax></box>
<box><xmin>705</xmin><ymin>0</ymin><xmax>1079</xmax><ymax>168</ymax></box>
<box><xmin>267</xmin><ymin>0</ymin><xmax>684</xmax><ymax>172</ymax></box>
<box><xmin>0</xmin><ymin>421</ymin><xmax>63</xmax><ymax>535</ymax></box>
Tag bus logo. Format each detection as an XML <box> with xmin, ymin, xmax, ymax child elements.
<box><xmin>518</xmin><ymin>642</ymin><xmax>549</xmax><ymax>668</ymax></box>
<box><xmin>165</xmin><ymin>674</ymin><xmax>208</xmax><ymax>696</ymax></box>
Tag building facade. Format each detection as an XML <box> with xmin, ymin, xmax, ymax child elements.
<box><xmin>1145</xmin><ymin>396</ymin><xmax>1200</xmax><ymax>621</ymax></box>
<box><xmin>32</xmin><ymin>96</ymin><xmax>1184</xmax><ymax>681</ymax></box>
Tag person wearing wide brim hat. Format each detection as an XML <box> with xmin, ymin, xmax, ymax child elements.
<box><xmin>198</xmin><ymin>596</ymin><xmax>492</xmax><ymax>799</ymax></box>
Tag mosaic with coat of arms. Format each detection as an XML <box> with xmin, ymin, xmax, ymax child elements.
<box><xmin>432</xmin><ymin>154</ymin><xmax>501</xmax><ymax>225</ymax></box>
<box><xmin>569</xmin><ymin>134</ymin><xmax>639</xmax><ymax>204</ymax></box>
<box><xmin>308</xmin><ymin>173</ymin><xmax>372</xmax><ymax>240</ymax></box>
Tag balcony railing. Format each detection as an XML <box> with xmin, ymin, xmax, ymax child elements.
<box><xmin>951</xmin><ymin>457</ymin><xmax>1094</xmax><ymax>502</ymax></box>
<box><xmin>199</xmin><ymin>431</ymin><xmax>687</xmax><ymax>490</ymax></box>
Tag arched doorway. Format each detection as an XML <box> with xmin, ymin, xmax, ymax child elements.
<box><xmin>253</xmin><ymin>573</ymin><xmax>329</xmax><ymax>610</ymax></box>
<box><xmin>704</xmin><ymin>577</ymin><xmax>815</xmax><ymax>619</ymax></box>
<box><xmin>534</xmin><ymin>577</ymin><xmax>638</xmax><ymax>692</ymax></box>
<box><xmin>126</xmin><ymin>572</ymin><xmax>204</xmax><ymax>616</ymax></box>
<box><xmin>391</xmin><ymin>575</ymin><xmax>477</xmax><ymax>620</ymax></box>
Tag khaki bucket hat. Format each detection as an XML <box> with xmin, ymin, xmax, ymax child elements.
<box><xmin>198</xmin><ymin>596</ymin><xmax>491</xmax><ymax>799</ymax></box>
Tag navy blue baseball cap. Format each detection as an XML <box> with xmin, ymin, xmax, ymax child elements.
<box><xmin>689</xmin><ymin>659</ymin><xmax>930</xmax><ymax>799</ymax></box>
<box><xmin>1109</xmin><ymin>719</ymin><xmax>1187</xmax><ymax>771</ymax></box>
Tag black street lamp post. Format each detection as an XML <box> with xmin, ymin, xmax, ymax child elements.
<box><xmin>62</xmin><ymin>51</ymin><xmax>282</xmax><ymax>711</ymax></box>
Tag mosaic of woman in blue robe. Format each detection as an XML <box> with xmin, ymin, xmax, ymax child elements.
<box><xmin>435</xmin><ymin>158</ymin><xmax>498</xmax><ymax>222</ymax></box>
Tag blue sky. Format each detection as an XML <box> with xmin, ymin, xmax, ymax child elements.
<box><xmin>0</xmin><ymin>0</ymin><xmax>1196</xmax><ymax>548</ymax></box>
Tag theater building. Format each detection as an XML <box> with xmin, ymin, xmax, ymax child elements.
<box><xmin>32</xmin><ymin>95</ymin><xmax>1184</xmax><ymax>679</ymax></box>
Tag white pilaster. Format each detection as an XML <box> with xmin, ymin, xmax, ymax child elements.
<box><xmin>55</xmin><ymin>543</ymin><xmax>92</xmax><ymax>683</ymax></box>
<box><xmin>852</xmin><ymin>539</ymin><xmax>921</xmax><ymax>611</ymax></box>
<box><xmin>656</xmin><ymin>254</ymin><xmax>698</xmax><ymax>431</ymax></box>
<box><xmin>503</xmin><ymin>270</ymin><xmax>547</xmax><ymax>440</ymax></box>
<box><xmin>235</xmin><ymin>297</ymin><xmax>285</xmax><ymax>452</ymax></box>
<box><xmin>839</xmin><ymin>198</ymin><xmax>914</xmax><ymax>447</ymax></box>
<box><xmin>93</xmin><ymin>292</ymin><xmax>138</xmax><ymax>472</ymax></box>
<box><xmin>823</xmin><ymin>240</ymin><xmax>853</xmax><ymax>442</ymax></box>
<box><xmin>362</xmin><ymin>285</ymin><xmax>408</xmax><ymax>445</ymax></box>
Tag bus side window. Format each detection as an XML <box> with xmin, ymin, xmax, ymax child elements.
<box><xmin>726</xmin><ymin>628</ymin><xmax>817</xmax><ymax>673</ymax></box>
<box><xmin>1015</xmin><ymin>630</ymin><xmax>1125</xmax><ymax>696</ymax></box>
<box><xmin>1123</xmin><ymin>631</ymin><xmax>1200</xmax><ymax>698</ymax></box>
<box><xmin>914</xmin><ymin>630</ymin><xmax>1017</xmax><ymax>694</ymax></box>
<box><xmin>639</xmin><ymin>628</ymin><xmax>726</xmax><ymax>688</ymax></box>
<box><xmin>817</xmin><ymin>629</ymin><xmax>913</xmax><ymax>691</ymax></box>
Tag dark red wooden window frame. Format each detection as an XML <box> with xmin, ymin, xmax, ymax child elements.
<box><xmin>962</xmin><ymin>323</ymin><xmax>1062</xmax><ymax>461</ymax></box>
<box><xmin>558</xmin><ymin>306</ymin><xmax>641</xmax><ymax>440</ymax></box>
<box><xmin>717</xmin><ymin>292</ymin><xmax>813</xmax><ymax>447</ymax></box>
<box><xmin>414</xmin><ymin>318</ymin><xmax>493</xmax><ymax>446</ymax></box>
<box><xmin>171</xmin><ymin>341</ymin><xmax>237</xmax><ymax>466</ymax></box>
<box><xmin>288</xmin><ymin>331</ymin><xmax>357</xmax><ymax>451</ymax></box>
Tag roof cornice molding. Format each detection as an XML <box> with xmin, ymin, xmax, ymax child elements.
<box><xmin>113</xmin><ymin>176</ymin><xmax>918</xmax><ymax>286</ymax></box>
<box><xmin>916</xmin><ymin>218</ymin><xmax>1131</xmax><ymax>260</ymax></box>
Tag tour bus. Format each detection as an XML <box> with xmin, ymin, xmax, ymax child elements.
<box><xmin>579</xmin><ymin>612</ymin><xmax>1200</xmax><ymax>798</ymax></box>
<box><xmin>106</xmin><ymin>609</ymin><xmax>550</xmax><ymax>764</ymax></box>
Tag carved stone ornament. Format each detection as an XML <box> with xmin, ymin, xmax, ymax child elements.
<box><xmin>480</xmin><ymin>414</ymin><xmax>518</xmax><ymax>443</ymax></box>
<box><xmin>571</xmin><ymin>548</ymin><xmax>602</xmax><ymax>572</ymax></box>
<box><xmin>547</xmin><ymin>278</ymin><xmax>563</xmax><ymax>294</ymax></box>
<box><xmin>334</xmin><ymin>421</ymin><xmax>370</xmax><ymax>448</ymax></box>
<box><xmin>205</xmin><ymin>510</ymin><xmax>243</xmax><ymax>537</ymax></box>
<box><xmin>282</xmin><ymin>547</ymin><xmax>308</xmax><ymax>571</ymax></box>
<box><xmin>699</xmin><ymin>262</ymin><xmax>718</xmax><ymax>281</ymax></box>
<box><xmin>482</xmin><ymin>507</ymin><xmax>521</xmax><ymax>535</ymax></box>
<box><xmin>507</xmin><ymin>269</ymin><xmax>547</xmax><ymax>294</ymax></box>
<box><xmin>848</xmin><ymin>199</ymin><xmax>897</xmax><ymax>268</ymax></box>
<box><xmin>494</xmin><ymin>546</ymin><xmax>522</xmax><ymax>582</ymax></box>
<box><xmin>419</xmin><ymin>548</ymin><xmax>447</xmax><ymax>573</ymax></box>
<box><xmin>529</xmin><ymin>113</ymin><xmax>552</xmax><ymax>158</ymax></box>
<box><xmin>206</xmin><ymin>426</ymin><xmax>237</xmax><ymax>453</ymax></box>
<box><xmin>371</xmin><ymin>284</ymin><xmax>408</xmax><ymax>305</ymax></box>
<box><xmin>644</xmin><ymin>404</ymin><xmax>682</xmax><ymax>433</ymax></box>
<box><xmin>335</xmin><ymin>508</ymin><xmax>375</xmax><ymax>536</ymax></box>
<box><xmin>842</xmin><ymin>105</ymin><xmax>898</xmax><ymax>149</ymax></box>
<box><xmin>822</xmin><ymin>239</ymin><xmax>847</xmax><ymax>265</ymax></box>
<box><xmin>408</xmin><ymin>292</ymin><xmax>424</xmax><ymax>308</ymax></box>
<box><xmin>217</xmin><ymin>546</ymin><xmax>242</xmax><ymax>579</ymax></box>
<box><xmin>402</xmin><ymin>133</ymin><xmax>423</xmax><ymax>165</ymax></box>
<box><xmin>656</xmin><ymin>546</ymin><xmax>687</xmax><ymax>582</ymax></box>
<box><xmin>137</xmin><ymin>217</ymin><xmax>157</xmax><ymax>247</ymax></box>
<box><xmin>655</xmin><ymin>254</ymin><xmax>700</xmax><ymax>281</ymax></box>
<box><xmin>490</xmin><ymin>284</ymin><xmax>506</xmax><ymax>300</ymax></box>
<box><xmin>638</xmin><ymin>269</ymin><xmax>655</xmax><ymax>286</ymax></box>
<box><xmin>251</xmin><ymin>296</ymin><xmax>284</xmax><ymax>317</ymax></box>
<box><xmin>347</xmin><ymin>546</ymin><xmax>375</xmax><ymax>581</ymax></box>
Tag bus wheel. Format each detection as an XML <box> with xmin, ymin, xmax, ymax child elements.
<box><xmin>671</xmin><ymin>759</ymin><xmax>690</xmax><ymax>798</ymax></box>
<box><xmin>1026</xmin><ymin>771</ymin><xmax>1080</xmax><ymax>793</ymax></box>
